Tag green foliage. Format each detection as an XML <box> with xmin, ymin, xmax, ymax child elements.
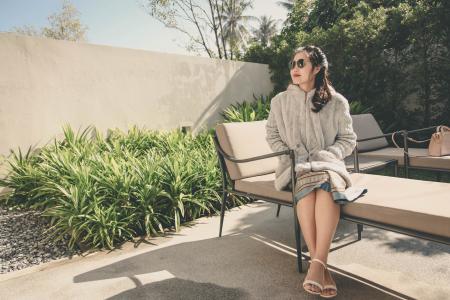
<box><xmin>0</xmin><ymin>126</ymin><xmax>245</xmax><ymax>251</ymax></box>
<box><xmin>242</xmin><ymin>0</ymin><xmax>450</xmax><ymax>131</ymax></box>
<box><xmin>221</xmin><ymin>94</ymin><xmax>272</xmax><ymax>122</ymax></box>
<box><xmin>349</xmin><ymin>101</ymin><xmax>373</xmax><ymax>115</ymax></box>
<box><xmin>220</xmin><ymin>90</ymin><xmax>373</xmax><ymax>123</ymax></box>
<box><xmin>242</xmin><ymin>43</ymin><xmax>274</xmax><ymax>64</ymax></box>
<box><xmin>12</xmin><ymin>0</ymin><xmax>87</xmax><ymax>42</ymax></box>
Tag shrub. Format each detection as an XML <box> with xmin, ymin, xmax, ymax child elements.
<box><xmin>0</xmin><ymin>126</ymin><xmax>240</xmax><ymax>250</ymax></box>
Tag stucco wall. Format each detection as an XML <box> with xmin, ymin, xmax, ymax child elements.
<box><xmin>0</xmin><ymin>33</ymin><xmax>273</xmax><ymax>156</ymax></box>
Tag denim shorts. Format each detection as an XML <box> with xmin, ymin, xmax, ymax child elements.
<box><xmin>288</xmin><ymin>180</ymin><xmax>357</xmax><ymax>205</ymax></box>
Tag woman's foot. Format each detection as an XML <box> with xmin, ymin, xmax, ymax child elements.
<box><xmin>320</xmin><ymin>268</ymin><xmax>337</xmax><ymax>298</ymax></box>
<box><xmin>303</xmin><ymin>258</ymin><xmax>326</xmax><ymax>295</ymax></box>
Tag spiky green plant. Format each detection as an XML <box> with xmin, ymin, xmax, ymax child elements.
<box><xmin>0</xmin><ymin>125</ymin><xmax>232</xmax><ymax>250</ymax></box>
<box><xmin>349</xmin><ymin>100</ymin><xmax>373</xmax><ymax>114</ymax></box>
<box><xmin>222</xmin><ymin>94</ymin><xmax>271</xmax><ymax>122</ymax></box>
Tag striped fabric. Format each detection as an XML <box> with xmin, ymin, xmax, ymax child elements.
<box><xmin>293</xmin><ymin>170</ymin><xmax>367</xmax><ymax>204</ymax></box>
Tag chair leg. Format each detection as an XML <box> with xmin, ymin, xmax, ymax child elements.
<box><xmin>219</xmin><ymin>191</ymin><xmax>228</xmax><ymax>237</ymax></box>
<box><xmin>276</xmin><ymin>204</ymin><xmax>281</xmax><ymax>217</ymax></box>
<box><xmin>394</xmin><ymin>163</ymin><xmax>398</xmax><ymax>177</ymax></box>
<box><xmin>294</xmin><ymin>212</ymin><xmax>303</xmax><ymax>273</ymax></box>
<box><xmin>357</xmin><ymin>223</ymin><xmax>364</xmax><ymax>240</ymax></box>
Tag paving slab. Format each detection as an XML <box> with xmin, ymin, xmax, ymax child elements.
<box><xmin>0</xmin><ymin>201</ymin><xmax>449</xmax><ymax>299</ymax></box>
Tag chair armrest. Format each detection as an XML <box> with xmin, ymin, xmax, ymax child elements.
<box><xmin>357</xmin><ymin>126</ymin><xmax>440</xmax><ymax>143</ymax></box>
<box><xmin>222</xmin><ymin>149</ymin><xmax>292</xmax><ymax>163</ymax></box>
<box><xmin>357</xmin><ymin>131</ymin><xmax>405</xmax><ymax>143</ymax></box>
<box><xmin>213</xmin><ymin>136</ymin><xmax>293</xmax><ymax>163</ymax></box>
<box><xmin>407</xmin><ymin>126</ymin><xmax>438</xmax><ymax>135</ymax></box>
<box><xmin>402</xmin><ymin>126</ymin><xmax>437</xmax><ymax>156</ymax></box>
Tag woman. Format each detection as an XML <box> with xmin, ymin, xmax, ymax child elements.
<box><xmin>265</xmin><ymin>45</ymin><xmax>366</xmax><ymax>298</ymax></box>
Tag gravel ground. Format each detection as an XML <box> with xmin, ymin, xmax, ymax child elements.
<box><xmin>0</xmin><ymin>205</ymin><xmax>78</xmax><ymax>274</ymax></box>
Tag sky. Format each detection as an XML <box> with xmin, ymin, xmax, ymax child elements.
<box><xmin>0</xmin><ymin>0</ymin><xmax>288</xmax><ymax>56</ymax></box>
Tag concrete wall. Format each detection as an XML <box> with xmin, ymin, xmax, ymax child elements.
<box><xmin>0</xmin><ymin>33</ymin><xmax>273</xmax><ymax>156</ymax></box>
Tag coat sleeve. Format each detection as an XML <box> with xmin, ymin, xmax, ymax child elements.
<box><xmin>266</xmin><ymin>97</ymin><xmax>289</xmax><ymax>153</ymax></box>
<box><xmin>325</xmin><ymin>96</ymin><xmax>357</xmax><ymax>160</ymax></box>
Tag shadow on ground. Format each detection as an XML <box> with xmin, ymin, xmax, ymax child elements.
<box><xmin>107</xmin><ymin>278</ymin><xmax>250</xmax><ymax>300</ymax></box>
<box><xmin>71</xmin><ymin>201</ymin><xmax>445</xmax><ymax>299</ymax></box>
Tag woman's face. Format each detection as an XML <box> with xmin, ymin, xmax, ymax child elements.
<box><xmin>290</xmin><ymin>51</ymin><xmax>321</xmax><ymax>87</ymax></box>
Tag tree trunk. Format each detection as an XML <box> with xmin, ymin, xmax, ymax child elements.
<box><xmin>215</xmin><ymin>0</ymin><xmax>228</xmax><ymax>59</ymax></box>
<box><xmin>208</xmin><ymin>0</ymin><xmax>222</xmax><ymax>59</ymax></box>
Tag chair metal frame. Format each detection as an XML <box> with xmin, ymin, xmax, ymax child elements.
<box><xmin>213</xmin><ymin>133</ymin><xmax>306</xmax><ymax>272</ymax></box>
<box><xmin>214</xmin><ymin>129</ymin><xmax>450</xmax><ymax>274</ymax></box>
<box><xmin>356</xmin><ymin>126</ymin><xmax>449</xmax><ymax>179</ymax></box>
<box><xmin>213</xmin><ymin>132</ymin><xmax>367</xmax><ymax>273</ymax></box>
<box><xmin>402</xmin><ymin>126</ymin><xmax>449</xmax><ymax>179</ymax></box>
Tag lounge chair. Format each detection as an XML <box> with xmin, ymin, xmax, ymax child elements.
<box><xmin>351</xmin><ymin>114</ymin><xmax>450</xmax><ymax>178</ymax></box>
<box><xmin>345</xmin><ymin>156</ymin><xmax>398</xmax><ymax>175</ymax></box>
<box><xmin>214</xmin><ymin>120</ymin><xmax>450</xmax><ymax>273</ymax></box>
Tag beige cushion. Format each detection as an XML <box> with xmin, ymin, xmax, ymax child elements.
<box><xmin>345</xmin><ymin>156</ymin><xmax>397</xmax><ymax>171</ymax></box>
<box><xmin>409</xmin><ymin>154</ymin><xmax>450</xmax><ymax>170</ymax></box>
<box><xmin>216</xmin><ymin>121</ymin><xmax>278</xmax><ymax>180</ymax></box>
<box><xmin>235</xmin><ymin>172</ymin><xmax>450</xmax><ymax>238</ymax></box>
<box><xmin>359</xmin><ymin>147</ymin><xmax>450</xmax><ymax>170</ymax></box>
<box><xmin>235</xmin><ymin>173</ymin><xmax>292</xmax><ymax>203</ymax></box>
<box><xmin>359</xmin><ymin>147</ymin><xmax>408</xmax><ymax>165</ymax></box>
<box><xmin>342</xmin><ymin>173</ymin><xmax>450</xmax><ymax>238</ymax></box>
<box><xmin>352</xmin><ymin>114</ymin><xmax>389</xmax><ymax>152</ymax></box>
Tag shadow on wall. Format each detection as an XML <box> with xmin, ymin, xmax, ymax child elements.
<box><xmin>0</xmin><ymin>33</ymin><xmax>273</xmax><ymax>156</ymax></box>
<box><xmin>190</xmin><ymin>61</ymin><xmax>268</xmax><ymax>133</ymax></box>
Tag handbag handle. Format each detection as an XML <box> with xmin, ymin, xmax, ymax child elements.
<box><xmin>390</xmin><ymin>131</ymin><xmax>419</xmax><ymax>156</ymax></box>
<box><xmin>390</xmin><ymin>127</ymin><xmax>440</xmax><ymax>157</ymax></box>
<box><xmin>437</xmin><ymin>125</ymin><xmax>450</xmax><ymax>133</ymax></box>
<box><xmin>391</xmin><ymin>125</ymin><xmax>449</xmax><ymax>150</ymax></box>
<box><xmin>391</xmin><ymin>131</ymin><xmax>405</xmax><ymax>149</ymax></box>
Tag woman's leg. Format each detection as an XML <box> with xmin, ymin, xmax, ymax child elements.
<box><xmin>314</xmin><ymin>189</ymin><xmax>340</xmax><ymax>296</ymax></box>
<box><xmin>296</xmin><ymin>190</ymin><xmax>322</xmax><ymax>293</ymax></box>
<box><xmin>314</xmin><ymin>189</ymin><xmax>340</xmax><ymax>262</ymax></box>
<box><xmin>296</xmin><ymin>189</ymin><xmax>317</xmax><ymax>257</ymax></box>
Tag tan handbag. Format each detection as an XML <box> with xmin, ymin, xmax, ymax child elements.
<box><xmin>428</xmin><ymin>126</ymin><xmax>450</xmax><ymax>156</ymax></box>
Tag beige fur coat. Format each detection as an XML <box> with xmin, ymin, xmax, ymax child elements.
<box><xmin>266</xmin><ymin>84</ymin><xmax>357</xmax><ymax>191</ymax></box>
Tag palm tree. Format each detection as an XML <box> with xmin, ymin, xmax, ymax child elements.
<box><xmin>277</xmin><ymin>0</ymin><xmax>313</xmax><ymax>26</ymax></box>
<box><xmin>277</xmin><ymin>0</ymin><xmax>295</xmax><ymax>11</ymax></box>
<box><xmin>252</xmin><ymin>15</ymin><xmax>278</xmax><ymax>47</ymax></box>
<box><xmin>219</xmin><ymin>0</ymin><xmax>257</xmax><ymax>59</ymax></box>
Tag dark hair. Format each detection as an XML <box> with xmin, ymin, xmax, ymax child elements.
<box><xmin>290</xmin><ymin>45</ymin><xmax>333</xmax><ymax>113</ymax></box>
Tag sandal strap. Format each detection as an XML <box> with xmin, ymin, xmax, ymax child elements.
<box><xmin>303</xmin><ymin>279</ymin><xmax>323</xmax><ymax>290</ymax></box>
<box><xmin>311</xmin><ymin>258</ymin><xmax>327</xmax><ymax>269</ymax></box>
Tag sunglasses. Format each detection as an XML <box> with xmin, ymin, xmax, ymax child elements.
<box><xmin>289</xmin><ymin>58</ymin><xmax>309</xmax><ymax>69</ymax></box>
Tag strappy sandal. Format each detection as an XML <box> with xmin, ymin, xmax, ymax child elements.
<box><xmin>320</xmin><ymin>267</ymin><xmax>338</xmax><ymax>299</ymax></box>
<box><xmin>302</xmin><ymin>258</ymin><xmax>326</xmax><ymax>295</ymax></box>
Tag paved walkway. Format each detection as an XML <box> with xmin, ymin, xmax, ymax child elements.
<box><xmin>1</xmin><ymin>201</ymin><xmax>449</xmax><ymax>299</ymax></box>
